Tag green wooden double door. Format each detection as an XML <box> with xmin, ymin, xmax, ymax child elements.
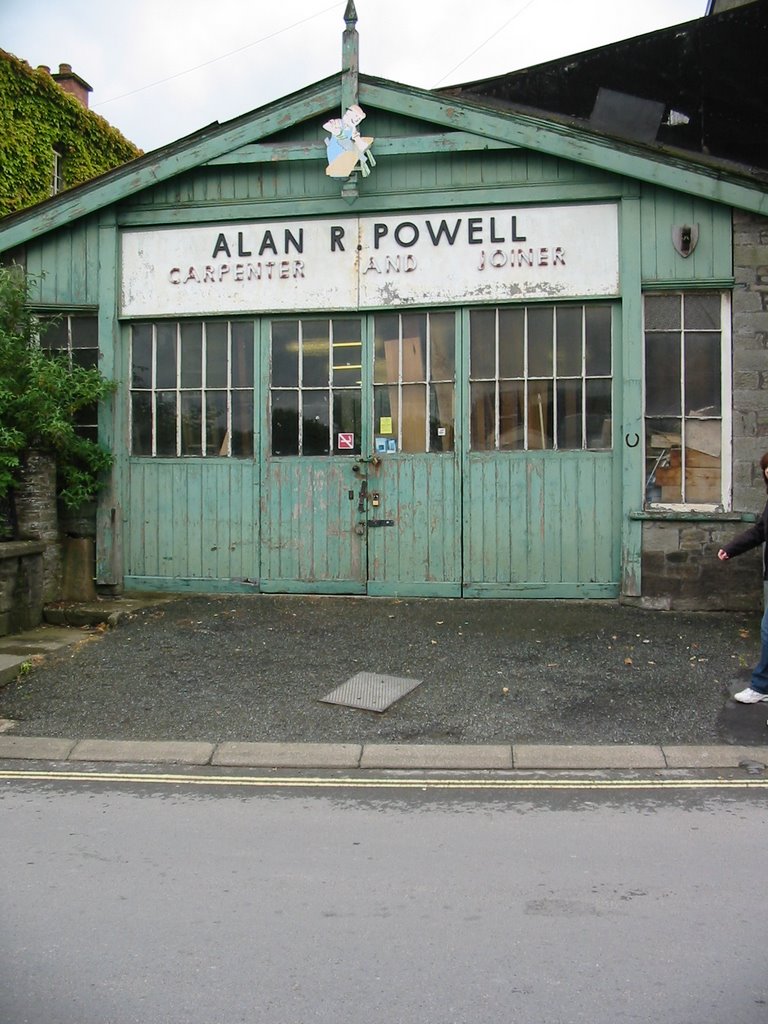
<box><xmin>124</xmin><ymin>304</ymin><xmax>620</xmax><ymax>598</ymax></box>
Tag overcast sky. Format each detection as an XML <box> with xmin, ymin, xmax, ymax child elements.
<box><xmin>3</xmin><ymin>0</ymin><xmax>707</xmax><ymax>153</ymax></box>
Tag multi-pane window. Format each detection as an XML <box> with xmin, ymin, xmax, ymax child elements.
<box><xmin>470</xmin><ymin>304</ymin><xmax>612</xmax><ymax>450</ymax></box>
<box><xmin>131</xmin><ymin>320</ymin><xmax>254</xmax><ymax>457</ymax></box>
<box><xmin>373</xmin><ymin>312</ymin><xmax>455</xmax><ymax>454</ymax></box>
<box><xmin>38</xmin><ymin>313</ymin><xmax>99</xmax><ymax>443</ymax></box>
<box><xmin>644</xmin><ymin>293</ymin><xmax>726</xmax><ymax>505</ymax></box>
<box><xmin>270</xmin><ymin>318</ymin><xmax>362</xmax><ymax>456</ymax></box>
<box><xmin>51</xmin><ymin>148</ymin><xmax>64</xmax><ymax>196</ymax></box>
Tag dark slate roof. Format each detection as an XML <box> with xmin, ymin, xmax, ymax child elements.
<box><xmin>440</xmin><ymin>0</ymin><xmax>768</xmax><ymax>174</ymax></box>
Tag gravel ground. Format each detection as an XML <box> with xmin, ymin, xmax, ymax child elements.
<box><xmin>0</xmin><ymin>594</ymin><xmax>765</xmax><ymax>745</ymax></box>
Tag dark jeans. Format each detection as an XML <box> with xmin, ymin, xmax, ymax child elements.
<box><xmin>751</xmin><ymin>598</ymin><xmax>768</xmax><ymax>693</ymax></box>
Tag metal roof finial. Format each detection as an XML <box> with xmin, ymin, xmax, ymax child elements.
<box><xmin>341</xmin><ymin>0</ymin><xmax>359</xmax><ymax>111</ymax></box>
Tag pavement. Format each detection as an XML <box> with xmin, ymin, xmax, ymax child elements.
<box><xmin>1</xmin><ymin>592</ymin><xmax>768</xmax><ymax>772</ymax></box>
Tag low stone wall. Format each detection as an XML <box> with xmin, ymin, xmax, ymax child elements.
<box><xmin>633</xmin><ymin>518</ymin><xmax>762</xmax><ymax>611</ymax></box>
<box><xmin>0</xmin><ymin>540</ymin><xmax>46</xmax><ymax>635</ymax></box>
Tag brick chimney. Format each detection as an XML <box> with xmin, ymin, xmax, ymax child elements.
<box><xmin>51</xmin><ymin>63</ymin><xmax>93</xmax><ymax>108</ymax></box>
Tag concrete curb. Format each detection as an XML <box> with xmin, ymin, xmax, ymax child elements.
<box><xmin>69</xmin><ymin>739</ymin><xmax>215</xmax><ymax>765</ymax></box>
<box><xmin>2</xmin><ymin>736</ymin><xmax>768</xmax><ymax>771</ymax></box>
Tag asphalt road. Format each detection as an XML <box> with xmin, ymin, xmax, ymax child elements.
<box><xmin>0</xmin><ymin>594</ymin><xmax>766</xmax><ymax>746</ymax></box>
<box><xmin>1</xmin><ymin>766</ymin><xmax>767</xmax><ymax>1024</ymax></box>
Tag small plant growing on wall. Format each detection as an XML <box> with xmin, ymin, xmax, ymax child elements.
<box><xmin>0</xmin><ymin>266</ymin><xmax>116</xmax><ymax>529</ymax></box>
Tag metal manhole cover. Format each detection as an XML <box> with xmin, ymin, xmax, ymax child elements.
<box><xmin>320</xmin><ymin>672</ymin><xmax>422</xmax><ymax>713</ymax></box>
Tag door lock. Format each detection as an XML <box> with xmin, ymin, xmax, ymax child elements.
<box><xmin>371</xmin><ymin>491</ymin><xmax>380</xmax><ymax>508</ymax></box>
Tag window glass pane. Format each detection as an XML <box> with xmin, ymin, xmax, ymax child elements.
<box><xmin>470</xmin><ymin>381</ymin><xmax>495</xmax><ymax>451</ymax></box>
<box><xmin>302</xmin><ymin>320</ymin><xmax>330</xmax><ymax>388</ymax></box>
<box><xmin>645</xmin><ymin>417</ymin><xmax>682</xmax><ymax>503</ymax></box>
<box><xmin>75</xmin><ymin>402</ymin><xmax>98</xmax><ymax>430</ymax></box>
<box><xmin>70</xmin><ymin>315</ymin><xmax>98</xmax><ymax>348</ymax></box>
<box><xmin>527</xmin><ymin>382</ymin><xmax>553</xmax><ymax>449</ymax></box>
<box><xmin>206</xmin><ymin>322</ymin><xmax>228</xmax><ymax>388</ymax></box>
<box><xmin>470</xmin><ymin>309</ymin><xmax>495</xmax><ymax>379</ymax></box>
<box><xmin>527</xmin><ymin>307</ymin><xmax>553</xmax><ymax>377</ymax></box>
<box><xmin>401</xmin><ymin>316</ymin><xmax>427</xmax><ymax>383</ymax></box>
<box><xmin>498</xmin><ymin>309</ymin><xmax>524</xmax><ymax>378</ymax></box>
<box><xmin>302</xmin><ymin>391</ymin><xmax>330</xmax><ymax>455</ymax></box>
<box><xmin>685</xmin><ymin>333</ymin><xmax>721</xmax><ymax>415</ymax></box>
<box><xmin>401</xmin><ymin>384</ymin><xmax>426</xmax><ymax>452</ymax></box>
<box><xmin>40</xmin><ymin>317</ymin><xmax>68</xmax><ymax>349</ymax></box>
<box><xmin>271</xmin><ymin>391</ymin><xmax>299</xmax><ymax>455</ymax></box>
<box><xmin>374</xmin><ymin>385</ymin><xmax>398</xmax><ymax>448</ymax></box>
<box><xmin>645</xmin><ymin>295</ymin><xmax>681</xmax><ymax>330</ymax></box>
<box><xmin>685</xmin><ymin>293</ymin><xmax>720</xmax><ymax>330</ymax></box>
<box><xmin>156</xmin><ymin>323</ymin><xmax>177</xmax><ymax>388</ymax></box>
<box><xmin>131</xmin><ymin>325</ymin><xmax>152</xmax><ymax>388</ymax></box>
<box><xmin>131</xmin><ymin>393</ymin><xmax>152</xmax><ymax>455</ymax></box>
<box><xmin>72</xmin><ymin>349</ymin><xmax>98</xmax><ymax>371</ymax></box>
<box><xmin>430</xmin><ymin>313</ymin><xmax>455</xmax><ymax>382</ymax></box>
<box><xmin>332</xmin><ymin>319</ymin><xmax>362</xmax><ymax>387</ymax></box>
<box><xmin>685</xmin><ymin>422</ymin><xmax>721</xmax><ymax>502</ymax></box>
<box><xmin>556</xmin><ymin>380</ymin><xmax>583</xmax><ymax>449</ymax></box>
<box><xmin>374</xmin><ymin>315</ymin><xmax>399</xmax><ymax>384</ymax></box>
<box><xmin>499</xmin><ymin>380</ymin><xmax>525</xmax><ymax>450</ymax></box>
<box><xmin>231</xmin><ymin>391</ymin><xmax>254</xmax><ymax>458</ymax></box>
<box><xmin>585</xmin><ymin>306</ymin><xmax>611</xmax><ymax>375</ymax></box>
<box><xmin>231</xmin><ymin>322</ymin><xmax>254</xmax><ymax>387</ymax></box>
<box><xmin>333</xmin><ymin>390</ymin><xmax>361</xmax><ymax>454</ymax></box>
<box><xmin>271</xmin><ymin>321</ymin><xmax>298</xmax><ymax>387</ymax></box>
<box><xmin>585</xmin><ymin>379</ymin><xmax>612</xmax><ymax>449</ymax></box>
<box><xmin>430</xmin><ymin>383</ymin><xmax>454</xmax><ymax>452</ymax></box>
<box><xmin>156</xmin><ymin>391</ymin><xmax>177</xmax><ymax>456</ymax></box>
<box><xmin>180</xmin><ymin>392</ymin><xmax>202</xmax><ymax>455</ymax></box>
<box><xmin>206</xmin><ymin>390</ymin><xmax>228</xmax><ymax>456</ymax></box>
<box><xmin>645</xmin><ymin>334</ymin><xmax>681</xmax><ymax>416</ymax></box>
<box><xmin>180</xmin><ymin>322</ymin><xmax>202</xmax><ymax>388</ymax></box>
<box><xmin>556</xmin><ymin>307</ymin><xmax>582</xmax><ymax>377</ymax></box>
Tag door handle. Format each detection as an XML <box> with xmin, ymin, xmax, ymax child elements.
<box><xmin>357</xmin><ymin>479</ymin><xmax>368</xmax><ymax>513</ymax></box>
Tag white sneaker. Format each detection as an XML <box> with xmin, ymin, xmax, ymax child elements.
<box><xmin>733</xmin><ymin>687</ymin><xmax>768</xmax><ymax>704</ymax></box>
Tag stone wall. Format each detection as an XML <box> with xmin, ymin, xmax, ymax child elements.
<box><xmin>637</xmin><ymin>210</ymin><xmax>768</xmax><ymax>610</ymax></box>
<box><xmin>639</xmin><ymin>516</ymin><xmax>761</xmax><ymax>610</ymax></box>
<box><xmin>732</xmin><ymin>209</ymin><xmax>768</xmax><ymax>507</ymax></box>
<box><xmin>12</xmin><ymin>450</ymin><xmax>62</xmax><ymax>603</ymax></box>
<box><xmin>0</xmin><ymin>540</ymin><xmax>45</xmax><ymax>635</ymax></box>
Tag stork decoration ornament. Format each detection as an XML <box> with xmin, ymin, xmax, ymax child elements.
<box><xmin>324</xmin><ymin>104</ymin><xmax>376</xmax><ymax>178</ymax></box>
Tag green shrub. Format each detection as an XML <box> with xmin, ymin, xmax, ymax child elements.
<box><xmin>0</xmin><ymin>266</ymin><xmax>116</xmax><ymax>513</ymax></box>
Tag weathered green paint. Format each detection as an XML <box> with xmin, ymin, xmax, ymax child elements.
<box><xmin>205</xmin><ymin>132</ymin><xmax>519</xmax><ymax>166</ymax></box>
<box><xmin>462</xmin><ymin>453</ymin><xmax>618</xmax><ymax>597</ymax></box>
<box><xmin>95</xmin><ymin>213</ymin><xmax>121</xmax><ymax>585</ymax></box>
<box><xmin>618</xmin><ymin>197</ymin><xmax>644</xmax><ymax>597</ymax></box>
<box><xmin>124</xmin><ymin>460</ymin><xmax>259</xmax><ymax>584</ymax></box>
<box><xmin>639</xmin><ymin>184</ymin><xmax>734</xmax><ymax>283</ymax></box>
<box><xmin>259</xmin><ymin>459</ymin><xmax>365</xmax><ymax>591</ymax></box>
<box><xmin>366</xmin><ymin>454</ymin><xmax>461</xmax><ymax>597</ymax></box>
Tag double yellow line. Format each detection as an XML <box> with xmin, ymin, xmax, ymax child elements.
<box><xmin>2</xmin><ymin>769</ymin><xmax>768</xmax><ymax>791</ymax></box>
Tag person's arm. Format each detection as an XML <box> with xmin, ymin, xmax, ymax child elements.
<box><xmin>719</xmin><ymin>506</ymin><xmax>767</xmax><ymax>561</ymax></box>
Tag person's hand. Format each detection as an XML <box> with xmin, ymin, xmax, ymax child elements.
<box><xmin>717</xmin><ymin>548</ymin><xmax>730</xmax><ymax>561</ymax></box>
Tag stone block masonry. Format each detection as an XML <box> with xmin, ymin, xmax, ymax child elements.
<box><xmin>0</xmin><ymin>540</ymin><xmax>45</xmax><ymax>635</ymax></box>
<box><xmin>12</xmin><ymin>451</ymin><xmax>61</xmax><ymax>604</ymax></box>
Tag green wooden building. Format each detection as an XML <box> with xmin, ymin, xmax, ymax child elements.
<box><xmin>1</xmin><ymin>5</ymin><xmax>766</xmax><ymax>608</ymax></box>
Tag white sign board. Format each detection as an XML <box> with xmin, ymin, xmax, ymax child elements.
<box><xmin>120</xmin><ymin>205</ymin><xmax>619</xmax><ymax>317</ymax></box>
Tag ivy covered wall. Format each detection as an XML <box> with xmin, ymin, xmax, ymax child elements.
<box><xmin>0</xmin><ymin>49</ymin><xmax>141</xmax><ymax>217</ymax></box>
